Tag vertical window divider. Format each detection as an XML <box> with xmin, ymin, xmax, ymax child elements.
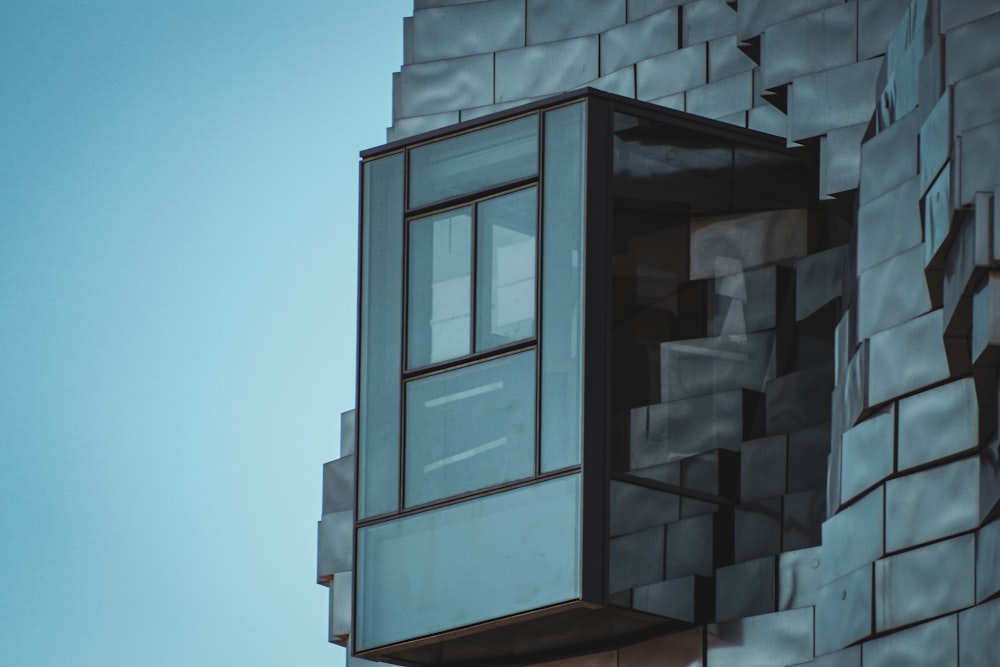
<box><xmin>399</xmin><ymin>147</ymin><xmax>411</xmax><ymax>514</ymax></box>
<box><xmin>534</xmin><ymin>113</ymin><xmax>545</xmax><ymax>479</ymax></box>
<box><xmin>470</xmin><ymin>203</ymin><xmax>479</xmax><ymax>355</ymax></box>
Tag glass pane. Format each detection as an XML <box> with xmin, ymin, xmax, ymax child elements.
<box><xmin>409</xmin><ymin>115</ymin><xmax>539</xmax><ymax>209</ymax></box>
<box><xmin>404</xmin><ymin>350</ymin><xmax>535</xmax><ymax>507</ymax></box>
<box><xmin>541</xmin><ymin>102</ymin><xmax>586</xmax><ymax>471</ymax></box>
<box><xmin>476</xmin><ymin>187</ymin><xmax>537</xmax><ymax>351</ymax></box>
<box><xmin>358</xmin><ymin>154</ymin><xmax>404</xmax><ymax>519</ymax></box>
<box><xmin>407</xmin><ymin>208</ymin><xmax>472</xmax><ymax>368</ymax></box>
<box><xmin>356</xmin><ymin>474</ymin><xmax>581</xmax><ymax>651</ymax></box>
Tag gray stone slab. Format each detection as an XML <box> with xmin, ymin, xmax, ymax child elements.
<box><xmin>897</xmin><ymin>377</ymin><xmax>978</xmax><ymax>471</ymax></box>
<box><xmin>735</xmin><ymin>498</ymin><xmax>782</xmax><ymax>562</ymax></box>
<box><xmin>797</xmin><ymin>245</ymin><xmax>845</xmax><ymax>321</ymax></box>
<box><xmin>920</xmin><ymin>92</ymin><xmax>951</xmax><ymax>195</ymax></box>
<box><xmin>945</xmin><ymin>10</ymin><xmax>1000</xmax><ymax>85</ymax></box>
<box><xmin>862</xmin><ymin>614</ymin><xmax>957</xmax><ymax>667</ymax></box>
<box><xmin>856</xmin><ymin>175</ymin><xmax>922</xmax><ymax>273</ymax></box>
<box><xmin>609</xmin><ymin>524</ymin><xmax>665</xmax><ymax>593</ymax></box>
<box><xmin>778</xmin><ymin>546</ymin><xmax>822</xmax><ymax>611</ymax></box>
<box><xmin>868</xmin><ymin>310</ymin><xmax>952</xmax><ymax>406</ymax></box>
<box><xmin>610</xmin><ymin>480</ymin><xmax>680</xmax><ymax>536</ymax></box>
<box><xmin>708</xmin><ymin>264</ymin><xmax>790</xmax><ymax>336</ymax></box>
<box><xmin>748</xmin><ymin>104</ymin><xmax>787</xmax><ymax>137</ymax></box>
<box><xmin>789</xmin><ymin>58</ymin><xmax>883</xmax><ymax>141</ymax></box>
<box><xmin>495</xmin><ymin>36</ymin><xmax>598</xmax><ymax>103</ymax></box>
<box><xmin>821</xmin><ymin>485</ymin><xmax>884</xmax><ymax>585</ymax></box>
<box><xmin>860</xmin><ymin>108</ymin><xmax>921</xmax><ymax>206</ymax></box>
<box><xmin>708</xmin><ymin>33</ymin><xmax>755</xmax><ymax>81</ymax></box>
<box><xmin>636</xmin><ymin>44</ymin><xmax>707</xmax><ymax>100</ymax></box>
<box><xmin>715</xmin><ymin>556</ymin><xmax>776</xmax><ymax>622</ymax></box>
<box><xmin>741</xmin><ymin>434</ymin><xmax>787</xmax><ymax>503</ymax></box>
<box><xmin>820</xmin><ymin>121</ymin><xmax>867</xmax><ymax>197</ymax></box>
<box><xmin>959</xmin><ymin>595</ymin><xmax>1000</xmax><ymax>667</ymax></box>
<box><xmin>317</xmin><ymin>510</ymin><xmax>353</xmax><ymax>580</ymax></box>
<box><xmin>685</xmin><ymin>71</ymin><xmax>753</xmax><ymax>119</ymax></box>
<box><xmin>858</xmin><ymin>0</ymin><xmax>913</xmax><ymax>60</ymax></box>
<box><xmin>787</xmin><ymin>423</ymin><xmax>831</xmax><ymax>493</ymax></box>
<box><xmin>924</xmin><ymin>163</ymin><xmax>953</xmax><ymax>267</ymax></box>
<box><xmin>331</xmin><ymin>571</ymin><xmax>352</xmax><ymax>639</ymax></box>
<box><xmin>681</xmin><ymin>0</ymin><xmax>737</xmax><ymax>47</ymax></box>
<box><xmin>659</xmin><ymin>331</ymin><xmax>775</xmax><ymax>403</ymax></box>
<box><xmin>760</xmin><ymin>1</ymin><xmax>858</xmax><ymax>90</ymax></box>
<box><xmin>397</xmin><ymin>53</ymin><xmax>494</xmax><ymax>118</ymax></box>
<box><xmin>941</xmin><ymin>0</ymin><xmax>1000</xmax><ymax>31</ymax></box>
<box><xmin>689</xmin><ymin>209</ymin><xmax>808</xmax><ymax>281</ymax></box>
<box><xmin>954</xmin><ymin>65</ymin><xmax>1000</xmax><ymax>136</ymax></box>
<box><xmin>601</xmin><ymin>8</ymin><xmax>678</xmax><ymax>76</ymax></box>
<box><xmin>526</xmin><ymin>0</ymin><xmax>625</xmax><ymax>45</ymax></box>
<box><xmin>815</xmin><ymin>563</ymin><xmax>873</xmax><ymax>654</ymax></box>
<box><xmin>705</xmin><ymin>607</ymin><xmax>814</xmax><ymax>667</ymax></box>
<box><xmin>783</xmin><ymin>487</ymin><xmax>824</xmax><ymax>551</ymax></box>
<box><xmin>587</xmin><ymin>65</ymin><xmax>636</xmax><ymax>98</ymax></box>
<box><xmin>973</xmin><ymin>270</ymin><xmax>1000</xmax><ymax>365</ymax></box>
<box><xmin>322</xmin><ymin>455</ymin><xmax>355</xmax><ymax>514</ymax></box>
<box><xmin>632</xmin><ymin>575</ymin><xmax>710</xmax><ymax>623</ymax></box>
<box><xmin>959</xmin><ymin>118</ymin><xmax>1000</xmax><ymax>207</ymax></box>
<box><xmin>812</xmin><ymin>646</ymin><xmax>861</xmax><ymax>667</ymax></box>
<box><xmin>665</xmin><ymin>511</ymin><xmax>722</xmax><ymax>578</ymax></box>
<box><xmin>841</xmin><ymin>406</ymin><xmax>894</xmax><ymax>503</ymax></box>
<box><xmin>340</xmin><ymin>408</ymin><xmax>356</xmax><ymax>456</ymax></box>
<box><xmin>627</xmin><ymin>0</ymin><xmax>685</xmax><ymax>21</ymax></box>
<box><xmin>411</xmin><ymin>0</ymin><xmax>525</xmax><ymax>63</ymax></box>
<box><xmin>976</xmin><ymin>516</ymin><xmax>1000</xmax><ymax>602</ymax></box>
<box><xmin>858</xmin><ymin>244</ymin><xmax>932</xmax><ymax>340</ymax></box>
<box><xmin>736</xmin><ymin>0</ymin><xmax>844</xmax><ymax>41</ymax></box>
<box><xmin>765</xmin><ymin>366</ymin><xmax>834</xmax><ymax>435</ymax></box>
<box><xmin>875</xmin><ymin>533</ymin><xmax>975</xmax><ymax>632</ymax></box>
<box><xmin>387</xmin><ymin>110</ymin><xmax>461</xmax><ymax>142</ymax></box>
<box><xmin>885</xmin><ymin>456</ymin><xmax>980</xmax><ymax>553</ymax></box>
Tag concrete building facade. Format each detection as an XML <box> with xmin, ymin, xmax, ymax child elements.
<box><xmin>318</xmin><ymin>1</ymin><xmax>1000</xmax><ymax>665</ymax></box>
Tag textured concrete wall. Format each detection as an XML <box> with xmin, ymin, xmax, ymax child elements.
<box><xmin>320</xmin><ymin>0</ymin><xmax>1000</xmax><ymax>664</ymax></box>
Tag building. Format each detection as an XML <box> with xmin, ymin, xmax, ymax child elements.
<box><xmin>318</xmin><ymin>1</ymin><xmax>1000</xmax><ymax>665</ymax></box>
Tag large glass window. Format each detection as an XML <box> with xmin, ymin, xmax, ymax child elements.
<box><xmin>405</xmin><ymin>350</ymin><xmax>536</xmax><ymax>507</ymax></box>
<box><xmin>407</xmin><ymin>187</ymin><xmax>537</xmax><ymax>370</ymax></box>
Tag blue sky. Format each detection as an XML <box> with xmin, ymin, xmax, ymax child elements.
<box><xmin>0</xmin><ymin>1</ymin><xmax>410</xmax><ymax>664</ymax></box>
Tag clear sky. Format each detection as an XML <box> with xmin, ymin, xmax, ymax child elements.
<box><xmin>0</xmin><ymin>1</ymin><xmax>411</xmax><ymax>665</ymax></box>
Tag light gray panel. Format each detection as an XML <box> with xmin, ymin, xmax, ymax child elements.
<box><xmin>659</xmin><ymin>331</ymin><xmax>774</xmax><ymax>403</ymax></box>
<box><xmin>897</xmin><ymin>378</ymin><xmax>978</xmax><ymax>471</ymax></box>
<box><xmin>954</xmin><ymin>65</ymin><xmax>1000</xmax><ymax>136</ymax></box>
<box><xmin>647</xmin><ymin>91</ymin><xmax>685</xmax><ymax>111</ymax></box>
<box><xmin>737</xmin><ymin>0</ymin><xmax>844</xmax><ymax>41</ymax></box>
<box><xmin>884</xmin><ymin>456</ymin><xmax>980</xmax><ymax>553</ymax></box>
<box><xmin>747</xmin><ymin>105</ymin><xmax>787</xmax><ymax>137</ymax></box>
<box><xmin>858</xmin><ymin>0</ymin><xmax>913</xmax><ymax>60</ymax></box>
<box><xmin>973</xmin><ymin>270</ymin><xmax>1000</xmax><ymax>365</ymax></box>
<box><xmin>796</xmin><ymin>245</ymin><xmax>845</xmax><ymax>320</ymax></box>
<box><xmin>587</xmin><ymin>65</ymin><xmax>636</xmax><ymax>98</ymax></box>
<box><xmin>601</xmin><ymin>8</ymin><xmax>678</xmax><ymax>76</ymax></box>
<box><xmin>867</xmin><ymin>310</ymin><xmax>952</xmax><ymax>406</ymax></box>
<box><xmin>317</xmin><ymin>510</ymin><xmax>353</xmax><ymax>581</ymax></box>
<box><xmin>959</xmin><ymin>595</ymin><xmax>1000</xmax><ymax>667</ymax></box>
<box><xmin>709</xmin><ymin>33</ymin><xmax>755</xmax><ymax>82</ymax></box>
<box><xmin>387</xmin><ymin>110</ymin><xmax>460</xmax><ymax>142</ymax></box>
<box><xmin>459</xmin><ymin>95</ymin><xmax>546</xmax><ymax>122</ymax></box>
<box><xmin>404</xmin><ymin>15</ymin><xmax>414</xmax><ymax>65</ymax></box>
<box><xmin>945</xmin><ymin>10</ymin><xmax>1000</xmax><ymax>85</ymax></box>
<box><xmin>689</xmin><ymin>209</ymin><xmax>808</xmax><ymax>281</ymax></box>
<box><xmin>778</xmin><ymin>546</ymin><xmax>822</xmax><ymax>611</ymax></box>
<box><xmin>322</xmin><ymin>455</ymin><xmax>355</xmax><ymax>515</ymax></box>
<box><xmin>397</xmin><ymin>53</ymin><xmax>493</xmax><ymax>118</ymax></box>
<box><xmin>856</xmin><ymin>175</ymin><xmax>922</xmax><ymax>273</ymax></box>
<box><xmin>705</xmin><ymin>607</ymin><xmax>814</xmax><ymax>667</ymax></box>
<box><xmin>859</xmin><ymin>108</ymin><xmax>920</xmax><ymax>205</ymax></box>
<box><xmin>628</xmin><ymin>0</ymin><xmax>685</xmax><ymax>21</ymax></box>
<box><xmin>411</xmin><ymin>0</ymin><xmax>525</xmax><ymax>63</ymax></box>
<box><xmin>495</xmin><ymin>36</ymin><xmax>598</xmax><ymax>103</ymax></box>
<box><xmin>920</xmin><ymin>92</ymin><xmax>951</xmax><ymax>195</ymax></box>
<box><xmin>941</xmin><ymin>0</ymin><xmax>1000</xmax><ymax>31</ymax></box>
<box><xmin>685</xmin><ymin>71</ymin><xmax>753</xmax><ymax>119</ymax></box>
<box><xmin>924</xmin><ymin>164</ymin><xmax>952</xmax><ymax>267</ymax></box>
<box><xmin>857</xmin><ymin>244</ymin><xmax>932</xmax><ymax>340</ymax></box>
<box><xmin>609</xmin><ymin>480</ymin><xmax>679</xmax><ymax>536</ymax></box>
<box><xmin>636</xmin><ymin>44</ymin><xmax>707</xmax><ymax>100</ymax></box>
<box><xmin>976</xmin><ymin>516</ymin><xmax>1000</xmax><ymax>603</ymax></box>
<box><xmin>331</xmin><ymin>571</ymin><xmax>352</xmax><ymax>639</ymax></box>
<box><xmin>861</xmin><ymin>615</ymin><xmax>957</xmax><ymax>667</ymax></box>
<box><xmin>339</xmin><ymin>408</ymin><xmax>356</xmax><ymax>457</ymax></box>
<box><xmin>681</xmin><ymin>0</ymin><xmax>737</xmax><ymax>47</ymax></box>
<box><xmin>788</xmin><ymin>58</ymin><xmax>882</xmax><ymax>140</ymax></box>
<box><xmin>875</xmin><ymin>533</ymin><xmax>975</xmax><ymax>632</ymax></box>
<box><xmin>760</xmin><ymin>2</ymin><xmax>858</xmax><ymax>90</ymax></box>
<box><xmin>812</xmin><ymin>646</ymin><xmax>860</xmax><ymax>667</ymax></box>
<box><xmin>609</xmin><ymin>524</ymin><xmax>665</xmax><ymax>593</ymax></box>
<box><xmin>526</xmin><ymin>0</ymin><xmax>625</xmax><ymax>45</ymax></box>
<box><xmin>715</xmin><ymin>556</ymin><xmax>776</xmax><ymax>622</ymax></box>
<box><xmin>840</xmin><ymin>406</ymin><xmax>894</xmax><ymax>503</ymax></box>
<box><xmin>815</xmin><ymin>563</ymin><xmax>873</xmax><ymax>654</ymax></box>
<box><xmin>820</xmin><ymin>485</ymin><xmax>884</xmax><ymax>584</ymax></box>
<box><xmin>819</xmin><ymin>121</ymin><xmax>867</xmax><ymax>197</ymax></box>
<box><xmin>959</xmin><ymin>118</ymin><xmax>1000</xmax><ymax>206</ymax></box>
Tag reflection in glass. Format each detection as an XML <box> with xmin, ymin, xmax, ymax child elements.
<box><xmin>408</xmin><ymin>208</ymin><xmax>472</xmax><ymax>368</ymax></box>
<box><xmin>356</xmin><ymin>474</ymin><xmax>581</xmax><ymax>651</ymax></box>
<box><xmin>405</xmin><ymin>350</ymin><xmax>535</xmax><ymax>507</ymax></box>
<box><xmin>476</xmin><ymin>188</ymin><xmax>537</xmax><ymax>351</ymax></box>
<box><xmin>409</xmin><ymin>115</ymin><xmax>539</xmax><ymax>209</ymax></box>
<box><xmin>358</xmin><ymin>154</ymin><xmax>404</xmax><ymax>519</ymax></box>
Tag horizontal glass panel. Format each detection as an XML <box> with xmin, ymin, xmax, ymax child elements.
<box><xmin>476</xmin><ymin>187</ymin><xmax>537</xmax><ymax>351</ymax></box>
<box><xmin>356</xmin><ymin>474</ymin><xmax>581</xmax><ymax>651</ymax></box>
<box><xmin>405</xmin><ymin>350</ymin><xmax>535</xmax><ymax>507</ymax></box>
<box><xmin>541</xmin><ymin>102</ymin><xmax>586</xmax><ymax>471</ymax></box>
<box><xmin>358</xmin><ymin>154</ymin><xmax>404</xmax><ymax>519</ymax></box>
<box><xmin>407</xmin><ymin>207</ymin><xmax>473</xmax><ymax>368</ymax></box>
<box><xmin>409</xmin><ymin>115</ymin><xmax>539</xmax><ymax>209</ymax></box>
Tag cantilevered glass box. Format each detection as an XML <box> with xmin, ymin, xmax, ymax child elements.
<box><xmin>354</xmin><ymin>90</ymin><xmax>820</xmax><ymax>666</ymax></box>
